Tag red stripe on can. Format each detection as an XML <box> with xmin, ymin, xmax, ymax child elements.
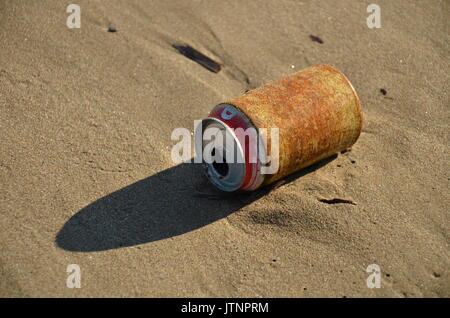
<box><xmin>209</xmin><ymin>104</ymin><xmax>262</xmax><ymax>190</ymax></box>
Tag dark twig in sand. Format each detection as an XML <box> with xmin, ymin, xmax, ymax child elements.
<box><xmin>309</xmin><ymin>35</ymin><xmax>324</xmax><ymax>44</ymax></box>
<box><xmin>318</xmin><ymin>197</ymin><xmax>356</xmax><ymax>205</ymax></box>
<box><xmin>173</xmin><ymin>44</ymin><xmax>221</xmax><ymax>73</ymax></box>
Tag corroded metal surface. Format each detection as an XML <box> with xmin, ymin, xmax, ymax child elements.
<box><xmin>221</xmin><ymin>64</ymin><xmax>363</xmax><ymax>187</ymax></box>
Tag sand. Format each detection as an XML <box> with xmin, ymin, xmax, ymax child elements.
<box><xmin>0</xmin><ymin>0</ymin><xmax>449</xmax><ymax>297</ymax></box>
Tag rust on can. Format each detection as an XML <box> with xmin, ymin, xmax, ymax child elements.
<box><xmin>196</xmin><ymin>64</ymin><xmax>363</xmax><ymax>191</ymax></box>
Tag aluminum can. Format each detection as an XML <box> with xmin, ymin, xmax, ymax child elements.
<box><xmin>195</xmin><ymin>64</ymin><xmax>363</xmax><ymax>192</ymax></box>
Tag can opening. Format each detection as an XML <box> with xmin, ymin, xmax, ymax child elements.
<box><xmin>196</xmin><ymin>117</ymin><xmax>246</xmax><ymax>191</ymax></box>
<box><xmin>211</xmin><ymin>148</ymin><xmax>229</xmax><ymax>177</ymax></box>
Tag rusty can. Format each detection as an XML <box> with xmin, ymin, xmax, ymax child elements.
<box><xmin>195</xmin><ymin>64</ymin><xmax>363</xmax><ymax>192</ymax></box>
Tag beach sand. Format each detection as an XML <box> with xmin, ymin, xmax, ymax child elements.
<box><xmin>0</xmin><ymin>0</ymin><xmax>448</xmax><ymax>297</ymax></box>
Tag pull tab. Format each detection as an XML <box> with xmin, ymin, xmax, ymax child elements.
<box><xmin>221</xmin><ymin>106</ymin><xmax>237</xmax><ymax>120</ymax></box>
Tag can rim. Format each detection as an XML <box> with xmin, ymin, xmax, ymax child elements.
<box><xmin>194</xmin><ymin>117</ymin><xmax>247</xmax><ymax>192</ymax></box>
